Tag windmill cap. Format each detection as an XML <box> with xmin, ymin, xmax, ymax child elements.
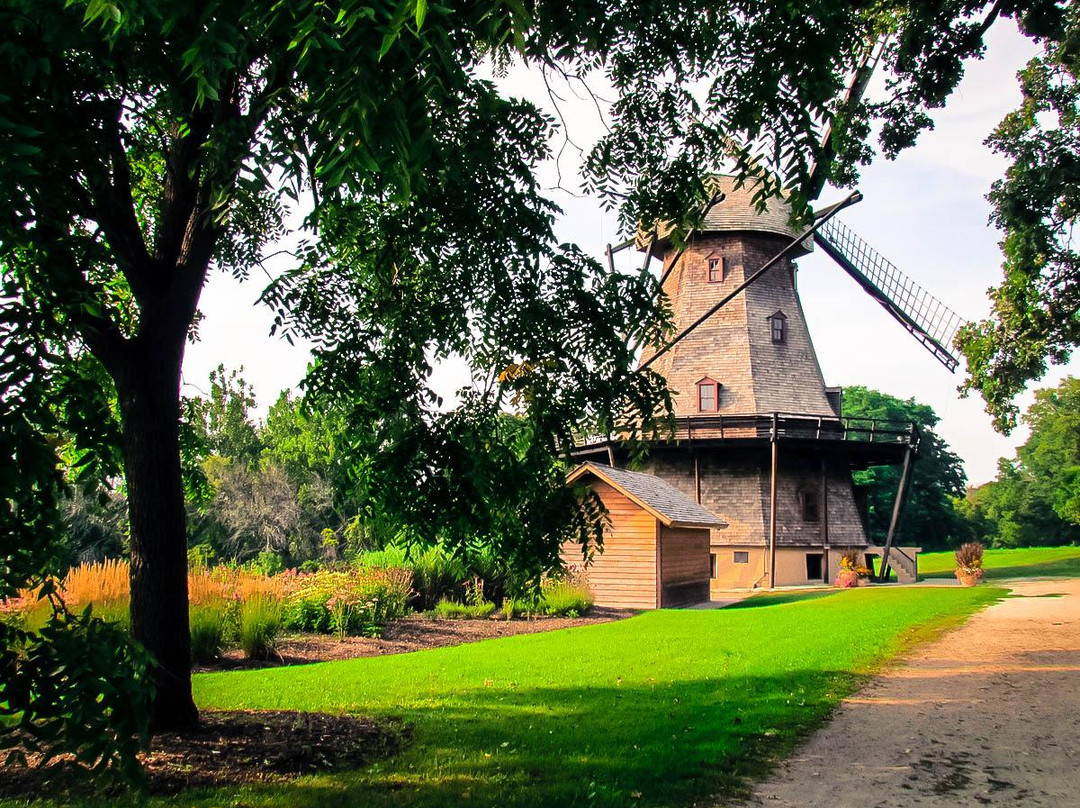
<box><xmin>638</xmin><ymin>174</ymin><xmax>812</xmax><ymax>255</ymax></box>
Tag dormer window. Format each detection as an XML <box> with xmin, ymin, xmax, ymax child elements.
<box><xmin>696</xmin><ymin>377</ymin><xmax>720</xmax><ymax>412</ymax></box>
<box><xmin>707</xmin><ymin>254</ymin><xmax>728</xmax><ymax>283</ymax></box>
<box><xmin>768</xmin><ymin>310</ymin><xmax>787</xmax><ymax>344</ymax></box>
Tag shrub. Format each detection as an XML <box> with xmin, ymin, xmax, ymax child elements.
<box><xmin>253</xmin><ymin>550</ymin><xmax>286</xmax><ymax>577</ymax></box>
<box><xmin>433</xmin><ymin>598</ymin><xmax>496</xmax><ymax>620</ymax></box>
<box><xmin>189</xmin><ymin>604</ymin><xmax>226</xmax><ymax>663</ymax></box>
<box><xmin>282</xmin><ymin>567</ymin><xmax>412</xmax><ymax>637</ymax></box>
<box><xmin>540</xmin><ymin>581</ymin><xmax>593</xmax><ymax>617</ymax></box>
<box><xmin>238</xmin><ymin>594</ymin><xmax>283</xmax><ymax>660</ymax></box>
<box><xmin>360</xmin><ymin>545</ymin><xmax>464</xmax><ymax>610</ymax></box>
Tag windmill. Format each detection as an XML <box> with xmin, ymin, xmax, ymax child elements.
<box><xmin>566</xmin><ymin>49</ymin><xmax>971</xmax><ymax>603</ymax></box>
<box><xmin>573</xmin><ymin>170</ymin><xmax>967</xmax><ymax>597</ymax></box>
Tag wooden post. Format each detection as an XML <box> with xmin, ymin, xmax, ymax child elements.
<box><xmin>878</xmin><ymin>444</ymin><xmax>914</xmax><ymax>582</ymax></box>
<box><xmin>694</xmin><ymin>453</ymin><xmax>702</xmax><ymax>504</ymax></box>
<box><xmin>768</xmin><ymin>412</ymin><xmax>779</xmax><ymax>589</ymax></box>
<box><xmin>820</xmin><ymin>455</ymin><xmax>830</xmax><ymax>582</ymax></box>
<box><xmin>605</xmin><ymin>243</ymin><xmax>615</xmax><ymax>274</ymax></box>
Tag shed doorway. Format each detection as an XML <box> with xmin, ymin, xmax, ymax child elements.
<box><xmin>806</xmin><ymin>553</ymin><xmax>825</xmax><ymax>581</ymax></box>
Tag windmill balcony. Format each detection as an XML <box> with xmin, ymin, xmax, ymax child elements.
<box><xmin>573</xmin><ymin>412</ymin><xmax>920</xmax><ymax>469</ymax></box>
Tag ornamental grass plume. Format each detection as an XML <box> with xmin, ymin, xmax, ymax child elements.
<box><xmin>61</xmin><ymin>559</ymin><xmax>129</xmax><ymax>607</ymax></box>
<box><xmin>954</xmin><ymin>542</ymin><xmax>985</xmax><ymax>573</ymax></box>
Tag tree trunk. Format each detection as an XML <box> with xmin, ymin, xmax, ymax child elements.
<box><xmin>116</xmin><ymin>337</ymin><xmax>198</xmax><ymax>731</ymax></box>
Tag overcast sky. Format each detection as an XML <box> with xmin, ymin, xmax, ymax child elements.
<box><xmin>184</xmin><ymin>19</ymin><xmax>1068</xmax><ymax>487</ymax></box>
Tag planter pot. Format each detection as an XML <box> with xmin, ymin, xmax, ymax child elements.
<box><xmin>834</xmin><ymin>570</ymin><xmax>858</xmax><ymax>589</ymax></box>
<box><xmin>955</xmin><ymin>569</ymin><xmax>984</xmax><ymax>587</ymax></box>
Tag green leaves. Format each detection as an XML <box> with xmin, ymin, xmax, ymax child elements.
<box><xmin>958</xmin><ymin>5</ymin><xmax>1080</xmax><ymax>431</ymax></box>
<box><xmin>843</xmin><ymin>386</ymin><xmax>968</xmax><ymax>549</ymax></box>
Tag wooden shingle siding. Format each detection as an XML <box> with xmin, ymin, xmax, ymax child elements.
<box><xmin>564</xmin><ymin>480</ymin><xmax>658</xmax><ymax>609</ymax></box>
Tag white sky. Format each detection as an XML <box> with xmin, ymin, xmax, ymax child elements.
<box><xmin>184</xmin><ymin>19</ymin><xmax>1069</xmax><ymax>487</ymax></box>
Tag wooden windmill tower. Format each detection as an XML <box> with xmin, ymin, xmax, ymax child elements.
<box><xmin>571</xmin><ymin>174</ymin><xmax>965</xmax><ymax>601</ymax></box>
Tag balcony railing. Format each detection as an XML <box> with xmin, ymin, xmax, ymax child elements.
<box><xmin>576</xmin><ymin>412</ymin><xmax>920</xmax><ymax>451</ymax></box>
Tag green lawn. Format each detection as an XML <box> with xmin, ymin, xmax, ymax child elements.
<box><xmin>920</xmin><ymin>545</ymin><xmax>1080</xmax><ymax>579</ymax></box>
<box><xmin>14</xmin><ymin>586</ymin><xmax>1001</xmax><ymax>808</ymax></box>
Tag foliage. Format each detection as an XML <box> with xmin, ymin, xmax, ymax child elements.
<box><xmin>954</xmin><ymin>541</ymin><xmax>985</xmax><ymax>573</ymax></box>
<box><xmin>842</xmin><ymin>387</ymin><xmax>968</xmax><ymax>549</ymax></box>
<box><xmin>958</xmin><ymin>4</ymin><xmax>1080</xmax><ymax>431</ymax></box>
<box><xmin>194</xmin><ymin>587</ymin><xmax>1001</xmax><ymax>808</ymax></box>
<box><xmin>281</xmin><ymin>568</ymin><xmax>413</xmax><ymax>637</ymax></box>
<box><xmin>237</xmin><ymin>595</ymin><xmax>283</xmax><ymax>661</ymax></box>
<box><xmin>960</xmin><ymin>377</ymin><xmax>1080</xmax><ymax>547</ymax></box>
<box><xmin>0</xmin><ymin>604</ymin><xmax>153</xmax><ymax>788</ymax></box>
<box><xmin>189</xmin><ymin>606</ymin><xmax>226</xmax><ymax>664</ymax></box>
<box><xmin>536</xmin><ymin>580</ymin><xmax>593</xmax><ymax>617</ymax></box>
<box><xmin>432</xmin><ymin>599</ymin><xmax>497</xmax><ymax>620</ymax></box>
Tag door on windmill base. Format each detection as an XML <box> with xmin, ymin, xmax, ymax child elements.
<box><xmin>658</xmin><ymin>525</ymin><xmax>711</xmax><ymax>607</ymax></box>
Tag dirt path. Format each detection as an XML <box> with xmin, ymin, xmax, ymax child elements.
<box><xmin>741</xmin><ymin>578</ymin><xmax>1080</xmax><ymax>808</ymax></box>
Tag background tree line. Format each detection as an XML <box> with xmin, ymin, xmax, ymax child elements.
<box><xmin>67</xmin><ymin>365</ymin><xmax>399</xmax><ymax>572</ymax></box>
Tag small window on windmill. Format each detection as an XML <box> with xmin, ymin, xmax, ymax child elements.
<box><xmin>696</xmin><ymin>377</ymin><xmax>720</xmax><ymax>412</ymax></box>
<box><xmin>707</xmin><ymin>254</ymin><xmax>727</xmax><ymax>283</ymax></box>
<box><xmin>710</xmin><ymin>553</ymin><xmax>718</xmax><ymax>578</ymax></box>
<box><xmin>768</xmin><ymin>310</ymin><xmax>787</xmax><ymax>344</ymax></box>
<box><xmin>801</xmin><ymin>489</ymin><xmax>820</xmax><ymax>522</ymax></box>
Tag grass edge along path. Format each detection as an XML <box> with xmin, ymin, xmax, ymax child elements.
<box><xmin>15</xmin><ymin>586</ymin><xmax>1002</xmax><ymax>808</ymax></box>
<box><xmin>919</xmin><ymin>545</ymin><xmax>1080</xmax><ymax>579</ymax></box>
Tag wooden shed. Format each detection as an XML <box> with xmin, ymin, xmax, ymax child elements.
<box><xmin>565</xmin><ymin>462</ymin><xmax>727</xmax><ymax>609</ymax></box>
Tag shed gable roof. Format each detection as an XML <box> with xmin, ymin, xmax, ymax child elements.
<box><xmin>567</xmin><ymin>462</ymin><xmax>727</xmax><ymax>530</ymax></box>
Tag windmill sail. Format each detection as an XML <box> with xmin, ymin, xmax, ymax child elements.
<box><xmin>814</xmin><ymin>217</ymin><xmax>966</xmax><ymax>372</ymax></box>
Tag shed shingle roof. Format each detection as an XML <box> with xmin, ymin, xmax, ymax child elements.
<box><xmin>568</xmin><ymin>463</ymin><xmax>727</xmax><ymax>529</ymax></box>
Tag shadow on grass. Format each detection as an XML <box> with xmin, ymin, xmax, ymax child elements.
<box><xmin>725</xmin><ymin>590</ymin><xmax>839</xmax><ymax>609</ymax></box>
<box><xmin>166</xmin><ymin>671</ymin><xmax>864</xmax><ymax>808</ymax></box>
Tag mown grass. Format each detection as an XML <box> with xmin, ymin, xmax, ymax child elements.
<box><xmin>10</xmin><ymin>586</ymin><xmax>1001</xmax><ymax>808</ymax></box>
<box><xmin>920</xmin><ymin>545</ymin><xmax>1080</xmax><ymax>580</ymax></box>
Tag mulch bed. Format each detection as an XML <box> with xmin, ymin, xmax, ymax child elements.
<box><xmin>0</xmin><ymin>710</ymin><xmax>407</xmax><ymax>798</ymax></box>
<box><xmin>198</xmin><ymin>606</ymin><xmax>634</xmax><ymax>671</ymax></box>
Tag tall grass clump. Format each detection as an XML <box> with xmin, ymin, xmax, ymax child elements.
<box><xmin>238</xmin><ymin>593</ymin><xmax>283</xmax><ymax>660</ymax></box>
<box><xmin>189</xmin><ymin>604</ymin><xmax>226</xmax><ymax>663</ymax></box>
<box><xmin>433</xmin><ymin>598</ymin><xmax>496</xmax><ymax>619</ymax></box>
<box><xmin>360</xmin><ymin>545</ymin><xmax>465</xmax><ymax>609</ymax></box>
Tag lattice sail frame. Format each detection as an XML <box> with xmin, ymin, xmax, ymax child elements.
<box><xmin>814</xmin><ymin>217</ymin><xmax>966</xmax><ymax>372</ymax></box>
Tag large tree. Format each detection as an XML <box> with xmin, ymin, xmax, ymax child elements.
<box><xmin>959</xmin><ymin>376</ymin><xmax>1080</xmax><ymax>546</ymax></box>
<box><xmin>959</xmin><ymin>3</ymin><xmax>1077</xmax><ymax>431</ymax></box>
<box><xmin>842</xmin><ymin>386</ymin><xmax>968</xmax><ymax>549</ymax></box>
<box><xmin>1</xmin><ymin>0</ymin><xmax>1055</xmax><ymax>732</ymax></box>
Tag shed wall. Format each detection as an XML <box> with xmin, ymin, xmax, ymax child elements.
<box><xmin>658</xmin><ymin>526</ymin><xmax>711</xmax><ymax>607</ymax></box>
<box><xmin>564</xmin><ymin>480</ymin><xmax>658</xmax><ymax>609</ymax></box>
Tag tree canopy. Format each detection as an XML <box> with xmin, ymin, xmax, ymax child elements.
<box><xmin>1</xmin><ymin>0</ymin><xmax>1066</xmax><ymax>761</ymax></box>
<box><xmin>958</xmin><ymin>3</ymin><xmax>1079</xmax><ymax>431</ymax></box>
<box><xmin>963</xmin><ymin>376</ymin><xmax>1080</xmax><ymax>546</ymax></box>
<box><xmin>842</xmin><ymin>386</ymin><xmax>968</xmax><ymax>550</ymax></box>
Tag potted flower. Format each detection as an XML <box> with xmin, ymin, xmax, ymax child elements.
<box><xmin>835</xmin><ymin>549</ymin><xmax>873</xmax><ymax>588</ymax></box>
<box><xmin>954</xmin><ymin>542</ymin><xmax>985</xmax><ymax>587</ymax></box>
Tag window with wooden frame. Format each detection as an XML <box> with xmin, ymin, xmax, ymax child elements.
<box><xmin>801</xmin><ymin>489</ymin><xmax>820</xmax><ymax>522</ymax></box>
<box><xmin>706</xmin><ymin>253</ymin><xmax>727</xmax><ymax>283</ymax></box>
<box><xmin>767</xmin><ymin>310</ymin><xmax>787</xmax><ymax>344</ymax></box>
<box><xmin>733</xmin><ymin>551</ymin><xmax>749</xmax><ymax>564</ymax></box>
<box><xmin>696</xmin><ymin>377</ymin><xmax>720</xmax><ymax>412</ymax></box>
<box><xmin>710</xmin><ymin>553</ymin><xmax>718</xmax><ymax>578</ymax></box>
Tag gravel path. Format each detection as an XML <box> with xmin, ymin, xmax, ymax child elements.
<box><xmin>740</xmin><ymin>578</ymin><xmax>1080</xmax><ymax>808</ymax></box>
